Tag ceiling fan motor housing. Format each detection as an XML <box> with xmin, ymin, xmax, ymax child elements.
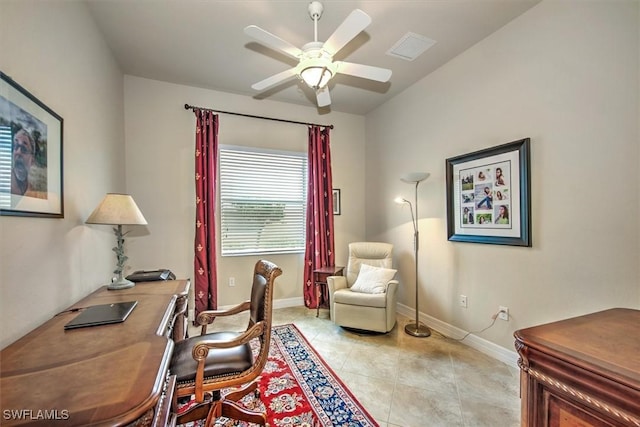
<box><xmin>301</xmin><ymin>41</ymin><xmax>332</xmax><ymax>60</ymax></box>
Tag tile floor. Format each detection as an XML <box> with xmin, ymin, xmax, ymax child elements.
<box><xmin>189</xmin><ymin>306</ymin><xmax>521</xmax><ymax>427</ymax></box>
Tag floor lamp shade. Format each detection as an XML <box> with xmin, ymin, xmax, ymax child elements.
<box><xmin>398</xmin><ymin>172</ymin><xmax>431</xmax><ymax>338</ymax></box>
<box><xmin>401</xmin><ymin>172</ymin><xmax>430</xmax><ymax>184</ymax></box>
<box><xmin>86</xmin><ymin>194</ymin><xmax>147</xmax><ymax>290</ymax></box>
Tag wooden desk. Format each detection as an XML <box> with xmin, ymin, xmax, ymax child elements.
<box><xmin>313</xmin><ymin>266</ymin><xmax>344</xmax><ymax>317</ymax></box>
<box><xmin>514</xmin><ymin>308</ymin><xmax>640</xmax><ymax>427</ymax></box>
<box><xmin>0</xmin><ymin>280</ymin><xmax>190</xmax><ymax>426</ymax></box>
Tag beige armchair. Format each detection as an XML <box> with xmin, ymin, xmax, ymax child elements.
<box><xmin>327</xmin><ymin>242</ymin><xmax>399</xmax><ymax>333</ymax></box>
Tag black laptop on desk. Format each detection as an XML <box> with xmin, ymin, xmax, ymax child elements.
<box><xmin>64</xmin><ymin>301</ymin><xmax>138</xmax><ymax>330</ymax></box>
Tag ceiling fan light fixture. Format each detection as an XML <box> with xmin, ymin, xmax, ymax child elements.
<box><xmin>300</xmin><ymin>66</ymin><xmax>333</xmax><ymax>89</ymax></box>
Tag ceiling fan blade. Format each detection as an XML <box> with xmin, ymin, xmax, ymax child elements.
<box><xmin>244</xmin><ymin>25</ymin><xmax>303</xmax><ymax>59</ymax></box>
<box><xmin>251</xmin><ymin>68</ymin><xmax>298</xmax><ymax>91</ymax></box>
<box><xmin>323</xmin><ymin>9</ymin><xmax>371</xmax><ymax>56</ymax></box>
<box><xmin>316</xmin><ymin>86</ymin><xmax>331</xmax><ymax>107</ymax></box>
<box><xmin>335</xmin><ymin>61</ymin><xmax>392</xmax><ymax>82</ymax></box>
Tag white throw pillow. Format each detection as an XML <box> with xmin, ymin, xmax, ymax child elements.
<box><xmin>350</xmin><ymin>263</ymin><xmax>397</xmax><ymax>294</ymax></box>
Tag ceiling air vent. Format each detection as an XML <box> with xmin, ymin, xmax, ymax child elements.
<box><xmin>386</xmin><ymin>32</ymin><xmax>436</xmax><ymax>61</ymax></box>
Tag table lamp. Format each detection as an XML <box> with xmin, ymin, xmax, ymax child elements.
<box><xmin>86</xmin><ymin>193</ymin><xmax>148</xmax><ymax>290</ymax></box>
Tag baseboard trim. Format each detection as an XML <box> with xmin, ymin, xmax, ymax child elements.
<box><xmin>397</xmin><ymin>304</ymin><xmax>519</xmax><ymax>368</ymax></box>
<box><xmin>273</xmin><ymin>297</ymin><xmax>305</xmax><ymax>309</ymax></box>
<box><xmin>190</xmin><ymin>298</ymin><xmax>518</xmax><ymax>368</ymax></box>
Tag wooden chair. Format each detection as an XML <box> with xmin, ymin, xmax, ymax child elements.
<box><xmin>170</xmin><ymin>259</ymin><xmax>282</xmax><ymax>426</ymax></box>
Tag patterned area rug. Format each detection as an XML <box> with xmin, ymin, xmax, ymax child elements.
<box><xmin>178</xmin><ymin>323</ymin><xmax>377</xmax><ymax>427</ymax></box>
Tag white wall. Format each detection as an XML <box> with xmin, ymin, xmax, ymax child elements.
<box><xmin>0</xmin><ymin>1</ymin><xmax>125</xmax><ymax>348</ymax></box>
<box><xmin>366</xmin><ymin>0</ymin><xmax>640</xmax><ymax>351</ymax></box>
<box><xmin>123</xmin><ymin>76</ymin><xmax>365</xmax><ymax>307</ymax></box>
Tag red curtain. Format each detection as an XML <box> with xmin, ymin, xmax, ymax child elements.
<box><xmin>303</xmin><ymin>126</ymin><xmax>335</xmax><ymax>310</ymax></box>
<box><xmin>193</xmin><ymin>109</ymin><xmax>218</xmax><ymax>319</ymax></box>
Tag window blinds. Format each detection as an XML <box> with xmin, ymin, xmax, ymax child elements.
<box><xmin>219</xmin><ymin>145</ymin><xmax>307</xmax><ymax>256</ymax></box>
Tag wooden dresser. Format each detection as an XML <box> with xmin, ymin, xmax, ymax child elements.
<box><xmin>514</xmin><ymin>308</ymin><xmax>640</xmax><ymax>427</ymax></box>
<box><xmin>0</xmin><ymin>280</ymin><xmax>190</xmax><ymax>426</ymax></box>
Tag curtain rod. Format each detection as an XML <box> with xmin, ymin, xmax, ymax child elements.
<box><xmin>184</xmin><ymin>104</ymin><xmax>334</xmax><ymax>129</ymax></box>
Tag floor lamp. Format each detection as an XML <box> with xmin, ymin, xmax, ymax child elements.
<box><xmin>396</xmin><ymin>172</ymin><xmax>431</xmax><ymax>338</ymax></box>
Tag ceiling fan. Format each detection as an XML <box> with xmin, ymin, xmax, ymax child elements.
<box><xmin>244</xmin><ymin>1</ymin><xmax>392</xmax><ymax>108</ymax></box>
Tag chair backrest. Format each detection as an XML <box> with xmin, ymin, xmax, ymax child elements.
<box><xmin>346</xmin><ymin>242</ymin><xmax>394</xmax><ymax>286</ymax></box>
<box><xmin>248</xmin><ymin>259</ymin><xmax>282</xmax><ymax>369</ymax></box>
<box><xmin>249</xmin><ymin>259</ymin><xmax>281</xmax><ymax>326</ymax></box>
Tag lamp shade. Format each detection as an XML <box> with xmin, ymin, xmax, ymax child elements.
<box><xmin>86</xmin><ymin>193</ymin><xmax>147</xmax><ymax>225</ymax></box>
<box><xmin>400</xmin><ymin>172</ymin><xmax>430</xmax><ymax>184</ymax></box>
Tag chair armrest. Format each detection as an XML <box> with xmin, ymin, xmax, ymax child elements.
<box><xmin>387</xmin><ymin>279</ymin><xmax>399</xmax><ymax>293</ymax></box>
<box><xmin>196</xmin><ymin>300</ymin><xmax>251</xmax><ymax>334</ymax></box>
<box><xmin>327</xmin><ymin>275</ymin><xmax>347</xmax><ymax>293</ymax></box>
<box><xmin>327</xmin><ymin>276</ymin><xmax>347</xmax><ymax>323</ymax></box>
<box><xmin>385</xmin><ymin>280</ymin><xmax>399</xmax><ymax>311</ymax></box>
<box><xmin>191</xmin><ymin>320</ymin><xmax>265</xmax><ymax>402</ymax></box>
<box><xmin>192</xmin><ymin>321</ymin><xmax>264</xmax><ymax>358</ymax></box>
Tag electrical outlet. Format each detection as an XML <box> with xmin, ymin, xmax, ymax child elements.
<box><xmin>229</xmin><ymin>277</ymin><xmax>235</xmax><ymax>287</ymax></box>
<box><xmin>498</xmin><ymin>306</ymin><xmax>509</xmax><ymax>321</ymax></box>
<box><xmin>459</xmin><ymin>295</ymin><xmax>468</xmax><ymax>308</ymax></box>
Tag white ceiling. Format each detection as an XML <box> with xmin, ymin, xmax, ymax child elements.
<box><xmin>86</xmin><ymin>0</ymin><xmax>540</xmax><ymax>115</ymax></box>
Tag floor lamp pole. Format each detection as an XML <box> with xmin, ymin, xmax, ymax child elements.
<box><xmin>402</xmin><ymin>173</ymin><xmax>431</xmax><ymax>338</ymax></box>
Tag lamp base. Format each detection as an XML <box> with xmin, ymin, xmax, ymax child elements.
<box><xmin>405</xmin><ymin>322</ymin><xmax>431</xmax><ymax>338</ymax></box>
<box><xmin>108</xmin><ymin>277</ymin><xmax>135</xmax><ymax>290</ymax></box>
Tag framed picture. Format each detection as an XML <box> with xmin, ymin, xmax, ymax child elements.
<box><xmin>0</xmin><ymin>72</ymin><xmax>63</xmax><ymax>218</ymax></box>
<box><xmin>332</xmin><ymin>189</ymin><xmax>341</xmax><ymax>215</ymax></box>
<box><xmin>446</xmin><ymin>138</ymin><xmax>531</xmax><ymax>246</ymax></box>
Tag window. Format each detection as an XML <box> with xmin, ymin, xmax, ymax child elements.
<box><xmin>219</xmin><ymin>145</ymin><xmax>307</xmax><ymax>256</ymax></box>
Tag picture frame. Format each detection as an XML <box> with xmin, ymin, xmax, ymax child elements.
<box><xmin>0</xmin><ymin>72</ymin><xmax>63</xmax><ymax>218</ymax></box>
<box><xmin>446</xmin><ymin>138</ymin><xmax>531</xmax><ymax>246</ymax></box>
<box><xmin>332</xmin><ymin>189</ymin><xmax>341</xmax><ymax>216</ymax></box>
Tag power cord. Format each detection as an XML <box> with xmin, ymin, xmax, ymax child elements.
<box><xmin>449</xmin><ymin>309</ymin><xmax>507</xmax><ymax>342</ymax></box>
<box><xmin>53</xmin><ymin>307</ymin><xmax>85</xmax><ymax>317</ymax></box>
